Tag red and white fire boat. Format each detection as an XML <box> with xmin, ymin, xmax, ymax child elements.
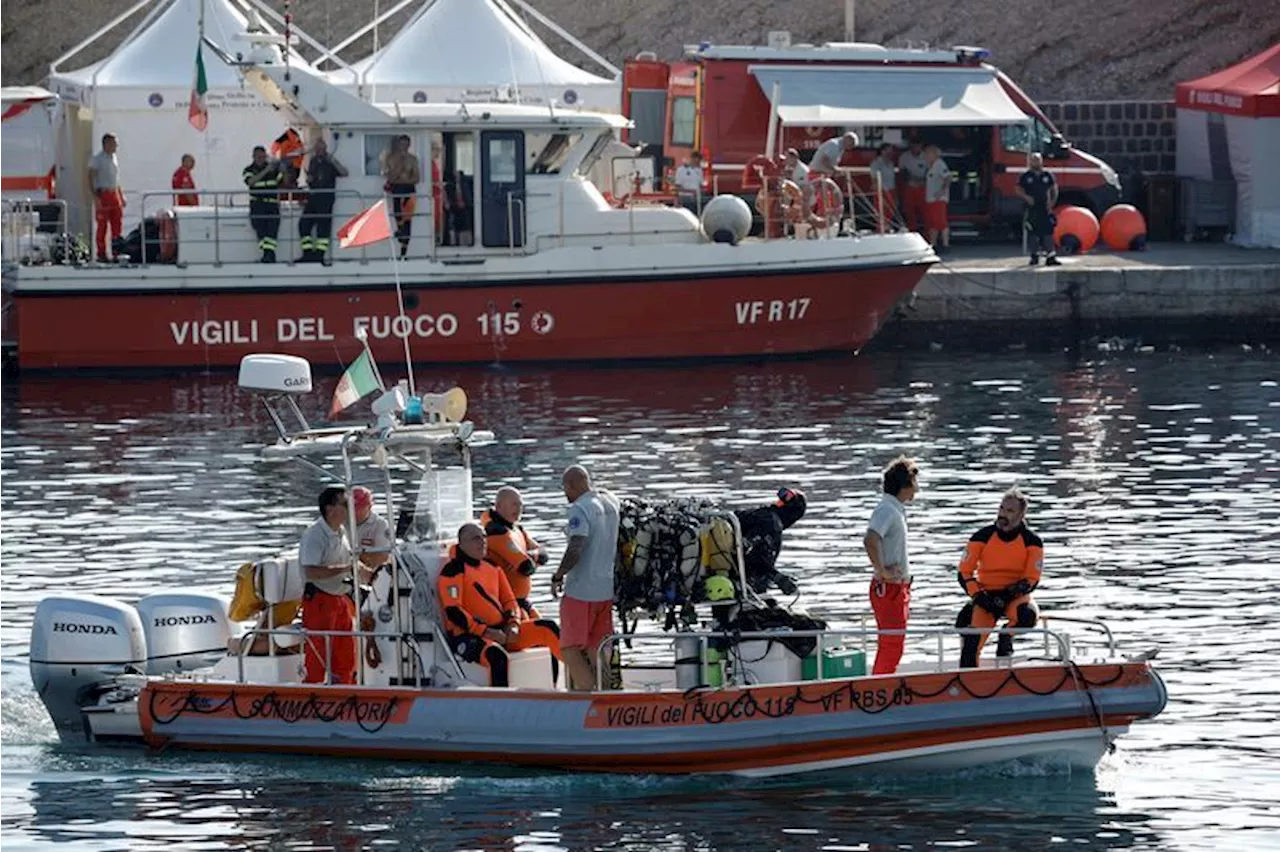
<box><xmin>4</xmin><ymin>32</ymin><xmax>934</xmax><ymax>370</ymax></box>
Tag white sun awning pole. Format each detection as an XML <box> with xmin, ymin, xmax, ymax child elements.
<box><xmin>49</xmin><ymin>0</ymin><xmax>155</xmax><ymax>75</ymax></box>
<box><xmin>765</xmin><ymin>80</ymin><xmax>782</xmax><ymax>158</ymax></box>
<box><xmin>503</xmin><ymin>0</ymin><xmax>621</xmax><ymax>78</ymax></box>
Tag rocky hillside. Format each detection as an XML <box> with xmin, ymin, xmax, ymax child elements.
<box><xmin>4</xmin><ymin>0</ymin><xmax>1278</xmax><ymax>101</ymax></box>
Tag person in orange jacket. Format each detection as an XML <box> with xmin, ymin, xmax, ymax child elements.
<box><xmin>481</xmin><ymin>486</ymin><xmax>549</xmax><ymax>619</ymax></box>
<box><xmin>955</xmin><ymin>488</ymin><xmax>1044</xmax><ymax>667</ymax></box>
<box><xmin>437</xmin><ymin>522</ymin><xmax>560</xmax><ymax>687</ymax></box>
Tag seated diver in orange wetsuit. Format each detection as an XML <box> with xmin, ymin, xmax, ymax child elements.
<box><xmin>955</xmin><ymin>488</ymin><xmax>1044</xmax><ymax>668</ymax></box>
<box><xmin>482</xmin><ymin>486</ymin><xmax>550</xmax><ymax>619</ymax></box>
<box><xmin>437</xmin><ymin>522</ymin><xmax>560</xmax><ymax>687</ymax></box>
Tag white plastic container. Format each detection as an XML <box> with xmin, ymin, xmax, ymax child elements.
<box><xmin>735</xmin><ymin>639</ymin><xmax>803</xmax><ymax>685</ymax></box>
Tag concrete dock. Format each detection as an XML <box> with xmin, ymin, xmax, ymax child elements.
<box><xmin>880</xmin><ymin>242</ymin><xmax>1280</xmax><ymax>349</ymax></box>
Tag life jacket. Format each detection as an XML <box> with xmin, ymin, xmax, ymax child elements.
<box><xmin>228</xmin><ymin>561</ymin><xmax>264</xmax><ymax>621</ymax></box>
<box><xmin>436</xmin><ymin>552</ymin><xmax>519</xmax><ymax>637</ymax></box>
<box><xmin>480</xmin><ymin>509</ymin><xmax>538</xmax><ymax>601</ymax></box>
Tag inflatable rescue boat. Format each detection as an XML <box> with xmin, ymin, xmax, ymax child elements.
<box><xmin>29</xmin><ymin>353</ymin><xmax>1167</xmax><ymax>776</ymax></box>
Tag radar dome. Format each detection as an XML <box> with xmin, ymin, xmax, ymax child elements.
<box><xmin>700</xmin><ymin>195</ymin><xmax>753</xmax><ymax>245</ymax></box>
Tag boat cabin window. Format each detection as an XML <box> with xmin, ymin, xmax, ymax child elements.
<box><xmin>364</xmin><ymin>133</ymin><xmax>400</xmax><ymax>177</ymax></box>
<box><xmin>527</xmin><ymin>132</ymin><xmax>584</xmax><ymax>174</ymax></box>
<box><xmin>573</xmin><ymin>131</ymin><xmax>616</xmax><ymax>177</ymax></box>
<box><xmin>670</xmin><ymin>96</ymin><xmax>696</xmax><ymax>146</ymax></box>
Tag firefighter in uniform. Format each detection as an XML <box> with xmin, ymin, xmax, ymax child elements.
<box><xmin>298</xmin><ymin>137</ymin><xmax>348</xmax><ymax>264</ymax></box>
<box><xmin>243</xmin><ymin>146</ymin><xmax>282</xmax><ymax>263</ymax></box>
<box><xmin>438</xmin><ymin>523</ymin><xmax>561</xmax><ymax>687</ymax></box>
<box><xmin>955</xmin><ymin>488</ymin><xmax>1044</xmax><ymax>668</ymax></box>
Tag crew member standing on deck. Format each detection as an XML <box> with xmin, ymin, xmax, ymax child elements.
<box><xmin>382</xmin><ymin>135</ymin><xmax>421</xmax><ymax>259</ymax></box>
<box><xmin>298</xmin><ymin>137</ymin><xmax>347</xmax><ymax>264</ymax></box>
<box><xmin>88</xmin><ymin>133</ymin><xmax>125</xmax><ymax>263</ymax></box>
<box><xmin>172</xmin><ymin>154</ymin><xmax>199</xmax><ymax>206</ymax></box>
<box><xmin>299</xmin><ymin>486</ymin><xmax>372</xmax><ymax>684</ymax></box>
<box><xmin>863</xmin><ymin>455</ymin><xmax>919</xmax><ymax>675</ymax></box>
<box><xmin>243</xmin><ymin>145</ymin><xmax>282</xmax><ymax>263</ymax></box>
<box><xmin>869</xmin><ymin>144</ymin><xmax>899</xmax><ymax>232</ymax></box>
<box><xmin>897</xmin><ymin>138</ymin><xmax>927</xmax><ymax>233</ymax></box>
<box><xmin>924</xmin><ymin>145</ymin><xmax>952</xmax><ymax>252</ymax></box>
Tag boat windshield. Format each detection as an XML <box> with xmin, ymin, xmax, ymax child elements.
<box><xmin>573</xmin><ymin>130</ymin><xmax>616</xmax><ymax>177</ymax></box>
<box><xmin>408</xmin><ymin>463</ymin><xmax>473</xmax><ymax>543</ymax></box>
<box><xmin>528</xmin><ymin>132</ymin><xmax>585</xmax><ymax>174</ymax></box>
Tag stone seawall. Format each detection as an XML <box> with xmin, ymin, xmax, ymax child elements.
<box><xmin>1039</xmin><ymin>100</ymin><xmax>1177</xmax><ymax>176</ymax></box>
<box><xmin>877</xmin><ymin>247</ymin><xmax>1280</xmax><ymax>350</ymax></box>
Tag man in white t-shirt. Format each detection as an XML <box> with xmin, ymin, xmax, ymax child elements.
<box><xmin>783</xmin><ymin>148</ymin><xmax>810</xmax><ymax>185</ymax></box>
<box><xmin>672</xmin><ymin>152</ymin><xmax>705</xmax><ymax>213</ymax></box>
<box><xmin>809</xmin><ymin>132</ymin><xmax>858</xmax><ymax>176</ymax></box>
<box><xmin>924</xmin><ymin>145</ymin><xmax>953</xmax><ymax>251</ymax></box>
<box><xmin>897</xmin><ymin>138</ymin><xmax>928</xmax><ymax>233</ymax></box>
<box><xmin>87</xmin><ymin>133</ymin><xmax>125</xmax><ymax>263</ymax></box>
<box><xmin>862</xmin><ymin>455</ymin><xmax>919</xmax><ymax>675</ymax></box>
<box><xmin>551</xmin><ymin>465</ymin><xmax>620</xmax><ymax>690</ymax></box>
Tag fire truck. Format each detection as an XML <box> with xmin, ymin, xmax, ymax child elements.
<box><xmin>621</xmin><ymin>35</ymin><xmax>1122</xmax><ymax>233</ymax></box>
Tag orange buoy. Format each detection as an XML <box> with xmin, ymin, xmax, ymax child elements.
<box><xmin>1100</xmin><ymin>204</ymin><xmax>1148</xmax><ymax>251</ymax></box>
<box><xmin>1053</xmin><ymin>205</ymin><xmax>1100</xmax><ymax>254</ymax></box>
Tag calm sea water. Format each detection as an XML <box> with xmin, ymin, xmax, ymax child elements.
<box><xmin>2</xmin><ymin>350</ymin><xmax>1278</xmax><ymax>851</ymax></box>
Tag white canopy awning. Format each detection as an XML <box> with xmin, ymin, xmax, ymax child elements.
<box><xmin>750</xmin><ymin>65</ymin><xmax>1031</xmax><ymax>127</ymax></box>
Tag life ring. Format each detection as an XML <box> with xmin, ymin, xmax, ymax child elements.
<box><xmin>805</xmin><ymin>126</ymin><xmax>824</xmax><ymax>138</ymax></box>
<box><xmin>157</xmin><ymin>209</ymin><xmax>178</xmax><ymax>262</ymax></box>
<box><xmin>778</xmin><ymin>179</ymin><xmax>808</xmax><ymax>223</ymax></box>
<box><xmin>741</xmin><ymin>154</ymin><xmax>780</xmax><ymax>190</ymax></box>
<box><xmin>812</xmin><ymin>178</ymin><xmax>844</xmax><ymax>225</ymax></box>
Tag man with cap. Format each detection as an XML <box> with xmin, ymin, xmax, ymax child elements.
<box><xmin>352</xmin><ymin>486</ymin><xmax>393</xmax><ymax>569</ymax></box>
<box><xmin>1018</xmin><ymin>153</ymin><xmax>1061</xmax><ymax>267</ymax></box>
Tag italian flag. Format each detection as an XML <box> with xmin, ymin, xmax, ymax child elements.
<box><xmin>330</xmin><ymin>350</ymin><xmax>380</xmax><ymax>418</ymax></box>
<box><xmin>189</xmin><ymin>44</ymin><xmax>209</xmax><ymax>132</ymax></box>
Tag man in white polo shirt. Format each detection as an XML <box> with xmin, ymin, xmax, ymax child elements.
<box><xmin>551</xmin><ymin>465</ymin><xmax>620</xmax><ymax>690</ymax></box>
<box><xmin>87</xmin><ymin>133</ymin><xmax>125</xmax><ymax>263</ymax></box>
<box><xmin>862</xmin><ymin>455</ymin><xmax>920</xmax><ymax>675</ymax></box>
<box><xmin>299</xmin><ymin>485</ymin><xmax>368</xmax><ymax>684</ymax></box>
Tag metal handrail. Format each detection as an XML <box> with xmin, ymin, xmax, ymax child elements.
<box><xmin>593</xmin><ymin>625</ymin><xmax>1080</xmax><ymax>690</ymax></box>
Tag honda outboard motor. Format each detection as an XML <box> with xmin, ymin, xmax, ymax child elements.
<box><xmin>135</xmin><ymin>593</ymin><xmax>232</xmax><ymax>674</ymax></box>
<box><xmin>30</xmin><ymin>594</ymin><xmax>146</xmax><ymax>742</ymax></box>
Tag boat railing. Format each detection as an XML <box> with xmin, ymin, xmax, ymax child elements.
<box><xmin>593</xmin><ymin>624</ymin><xmax>1092</xmax><ymax>690</ymax></box>
<box><xmin>228</xmin><ymin>621</ymin><xmax>468</xmax><ymax>686</ymax></box>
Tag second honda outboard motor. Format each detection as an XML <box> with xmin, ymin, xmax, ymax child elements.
<box><xmin>733</xmin><ymin>487</ymin><xmax>806</xmax><ymax>596</ymax></box>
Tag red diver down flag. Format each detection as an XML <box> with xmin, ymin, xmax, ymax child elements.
<box><xmin>336</xmin><ymin>199</ymin><xmax>393</xmax><ymax>249</ymax></box>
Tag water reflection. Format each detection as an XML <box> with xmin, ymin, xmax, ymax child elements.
<box><xmin>11</xmin><ymin>750</ymin><xmax>1163</xmax><ymax>851</ymax></box>
<box><xmin>3</xmin><ymin>351</ymin><xmax>1278</xmax><ymax>851</ymax></box>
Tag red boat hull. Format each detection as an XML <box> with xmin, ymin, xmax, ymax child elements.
<box><xmin>13</xmin><ymin>264</ymin><xmax>927</xmax><ymax>368</ymax></box>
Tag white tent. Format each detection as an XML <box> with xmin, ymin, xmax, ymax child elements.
<box><xmin>1175</xmin><ymin>44</ymin><xmax>1280</xmax><ymax>248</ymax></box>
<box><xmin>46</xmin><ymin>0</ymin><xmax>330</xmax><ymax>235</ymax></box>
<box><xmin>327</xmin><ymin>0</ymin><xmax>619</xmax><ymax>112</ymax></box>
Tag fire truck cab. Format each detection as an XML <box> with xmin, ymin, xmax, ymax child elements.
<box><xmin>621</xmin><ymin>36</ymin><xmax>1122</xmax><ymax>234</ymax></box>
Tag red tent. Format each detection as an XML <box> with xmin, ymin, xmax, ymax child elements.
<box><xmin>1175</xmin><ymin>43</ymin><xmax>1280</xmax><ymax>118</ymax></box>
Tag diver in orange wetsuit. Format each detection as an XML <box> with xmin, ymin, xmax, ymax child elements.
<box><xmin>955</xmin><ymin>488</ymin><xmax>1044</xmax><ymax>668</ymax></box>
<box><xmin>481</xmin><ymin>486</ymin><xmax>550</xmax><ymax>619</ymax></box>
<box><xmin>438</xmin><ymin>523</ymin><xmax>560</xmax><ymax>687</ymax></box>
